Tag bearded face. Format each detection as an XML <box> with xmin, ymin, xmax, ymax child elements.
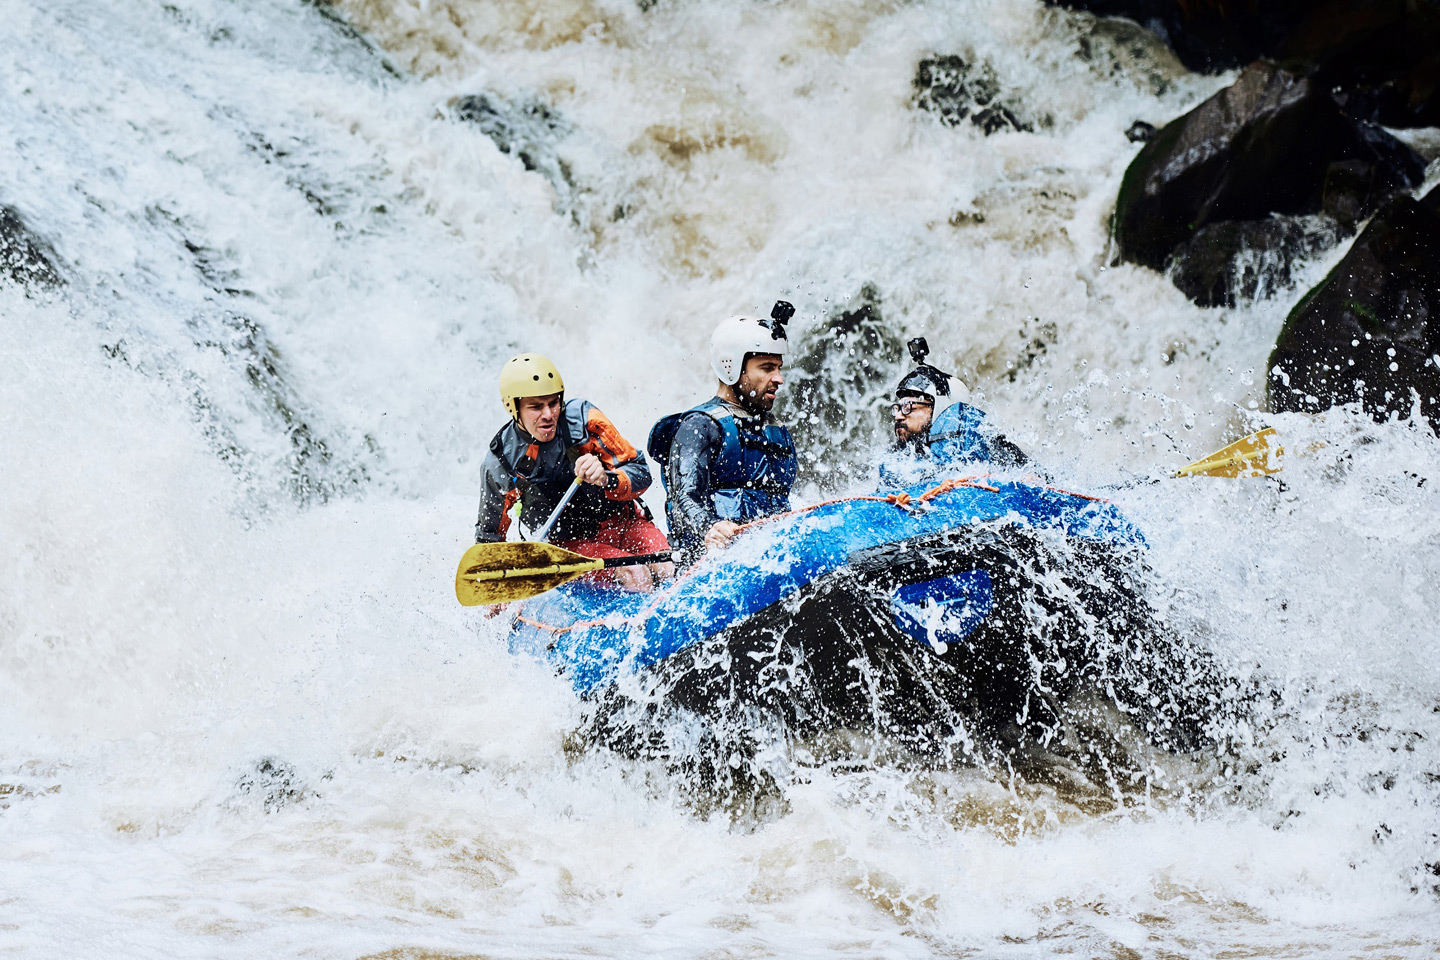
<box><xmin>735</xmin><ymin>353</ymin><xmax>784</xmax><ymax>413</ymax></box>
<box><xmin>891</xmin><ymin>396</ymin><xmax>934</xmax><ymax>447</ymax></box>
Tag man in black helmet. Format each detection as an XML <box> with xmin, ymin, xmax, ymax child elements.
<box><xmin>889</xmin><ymin>338</ymin><xmax>1029</xmax><ymax>470</ymax></box>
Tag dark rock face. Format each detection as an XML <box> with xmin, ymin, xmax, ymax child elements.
<box><xmin>450</xmin><ymin>93</ymin><xmax>575</xmax><ymax>203</ymax></box>
<box><xmin>1073</xmin><ymin>15</ymin><xmax>1190</xmax><ymax>98</ymax></box>
<box><xmin>1276</xmin><ymin>1</ymin><xmax>1440</xmax><ymax>128</ymax></box>
<box><xmin>1114</xmin><ymin>62</ymin><xmax>1425</xmax><ymax>283</ymax></box>
<box><xmin>1051</xmin><ymin>0</ymin><xmax>1440</xmax><ymax>126</ymax></box>
<box><xmin>1268</xmin><ymin>194</ymin><xmax>1440</xmax><ymax>420</ymax></box>
<box><xmin>1048</xmin><ymin>0</ymin><xmax>1296</xmax><ymax>72</ymax></box>
<box><xmin>1050</xmin><ymin>0</ymin><xmax>1298</xmax><ymax>73</ymax></box>
<box><xmin>1168</xmin><ymin>215</ymin><xmax>1341</xmax><ymax>309</ymax></box>
<box><xmin>914</xmin><ymin>55</ymin><xmax>1030</xmax><ymax>134</ymax></box>
<box><xmin>0</xmin><ymin>206</ymin><xmax>63</xmax><ymax>288</ymax></box>
<box><xmin>777</xmin><ymin>283</ymin><xmax>905</xmax><ymax>487</ymax></box>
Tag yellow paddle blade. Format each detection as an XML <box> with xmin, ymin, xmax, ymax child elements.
<box><xmin>1175</xmin><ymin>427</ymin><xmax>1282</xmax><ymax>478</ymax></box>
<box><xmin>454</xmin><ymin>540</ymin><xmax>604</xmax><ymax>606</ymax></box>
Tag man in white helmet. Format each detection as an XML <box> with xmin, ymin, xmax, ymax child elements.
<box><xmin>648</xmin><ymin>302</ymin><xmax>800</xmax><ymax>563</ymax></box>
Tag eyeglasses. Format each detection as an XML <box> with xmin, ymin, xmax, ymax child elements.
<box><xmin>890</xmin><ymin>400</ymin><xmax>933</xmax><ymax>416</ymax></box>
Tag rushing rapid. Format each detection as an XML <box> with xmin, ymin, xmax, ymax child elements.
<box><xmin>2</xmin><ymin>0</ymin><xmax>1438</xmax><ymax>956</ymax></box>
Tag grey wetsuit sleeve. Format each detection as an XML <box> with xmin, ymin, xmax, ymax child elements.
<box><xmin>474</xmin><ymin>447</ymin><xmax>511</xmax><ymax>543</ymax></box>
<box><xmin>667</xmin><ymin>413</ymin><xmax>724</xmax><ymax>542</ymax></box>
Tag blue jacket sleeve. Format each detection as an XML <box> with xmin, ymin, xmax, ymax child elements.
<box><xmin>929</xmin><ymin>403</ymin><xmax>1029</xmax><ymax>469</ymax></box>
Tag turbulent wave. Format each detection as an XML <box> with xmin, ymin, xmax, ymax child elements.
<box><xmin>2</xmin><ymin>0</ymin><xmax>1439</xmax><ymax>956</ymax></box>
<box><xmin>580</xmin><ymin>514</ymin><xmax>1252</xmax><ymax>826</ymax></box>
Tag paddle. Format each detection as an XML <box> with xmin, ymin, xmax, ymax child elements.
<box><xmin>531</xmin><ymin>477</ymin><xmax>581</xmax><ymax>542</ymax></box>
<box><xmin>455</xmin><ymin>540</ymin><xmax>676</xmax><ymax>606</ymax></box>
<box><xmin>1174</xmin><ymin>427</ymin><xmax>1282</xmax><ymax>478</ymax></box>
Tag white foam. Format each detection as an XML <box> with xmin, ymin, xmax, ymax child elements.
<box><xmin>2</xmin><ymin>0</ymin><xmax>1438</xmax><ymax>954</ymax></box>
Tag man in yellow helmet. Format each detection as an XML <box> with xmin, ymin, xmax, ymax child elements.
<box><xmin>475</xmin><ymin>353</ymin><xmax>672</xmax><ymax>591</ymax></box>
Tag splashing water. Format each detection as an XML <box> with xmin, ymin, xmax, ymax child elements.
<box><xmin>3</xmin><ymin>0</ymin><xmax>1439</xmax><ymax>956</ymax></box>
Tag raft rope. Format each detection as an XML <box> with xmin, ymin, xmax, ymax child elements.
<box><xmin>510</xmin><ymin>474</ymin><xmax>1103</xmax><ymax>636</ymax></box>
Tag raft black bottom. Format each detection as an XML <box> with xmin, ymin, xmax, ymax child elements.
<box><xmin>579</xmin><ymin>519</ymin><xmax>1245</xmax><ymax>807</ymax></box>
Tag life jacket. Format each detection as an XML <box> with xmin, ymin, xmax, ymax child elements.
<box><xmin>925</xmin><ymin>402</ymin><xmax>994</xmax><ymax>466</ymax></box>
<box><xmin>877</xmin><ymin>401</ymin><xmax>1010</xmax><ymax>488</ymax></box>
<box><xmin>648</xmin><ymin>397</ymin><xmax>798</xmax><ymax>524</ymax></box>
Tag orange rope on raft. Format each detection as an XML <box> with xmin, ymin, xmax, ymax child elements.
<box><xmin>513</xmin><ymin>610</ymin><xmax>610</xmax><ymax>635</ymax></box>
<box><xmin>509</xmin><ymin>474</ymin><xmax>1102</xmax><ymax>635</ymax></box>
<box><xmin>1039</xmin><ymin>485</ymin><xmax>1109</xmax><ymax>503</ymax></box>
<box><xmin>730</xmin><ymin>475</ymin><xmax>1002</xmax><ymax>535</ymax></box>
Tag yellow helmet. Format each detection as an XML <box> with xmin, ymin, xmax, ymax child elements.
<box><xmin>499</xmin><ymin>353</ymin><xmax>565</xmax><ymax>420</ymax></box>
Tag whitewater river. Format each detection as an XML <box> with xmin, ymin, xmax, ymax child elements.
<box><xmin>3</xmin><ymin>0</ymin><xmax>1439</xmax><ymax>956</ymax></box>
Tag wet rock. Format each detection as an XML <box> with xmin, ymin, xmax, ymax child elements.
<box><xmin>0</xmin><ymin>205</ymin><xmax>63</xmax><ymax>288</ymax></box>
<box><xmin>1267</xmin><ymin>193</ymin><xmax>1440</xmax><ymax>420</ymax></box>
<box><xmin>913</xmin><ymin>55</ymin><xmax>1031</xmax><ymax>135</ymax></box>
<box><xmin>1167</xmin><ymin>215</ymin><xmax>1342</xmax><ymax>309</ymax></box>
<box><xmin>1073</xmin><ymin>14</ymin><xmax>1189</xmax><ymax>97</ymax></box>
<box><xmin>299</xmin><ymin>0</ymin><xmax>404</xmax><ymax>80</ymax></box>
<box><xmin>1276</xmin><ymin>1</ymin><xmax>1440</xmax><ymax>128</ymax></box>
<box><xmin>1124</xmin><ymin>120</ymin><xmax>1156</xmax><ymax>142</ymax></box>
<box><xmin>1051</xmin><ymin>0</ymin><xmax>1440</xmax><ymax>127</ymax></box>
<box><xmin>988</xmin><ymin>315</ymin><xmax>1059</xmax><ymax>384</ymax></box>
<box><xmin>1114</xmin><ymin>62</ymin><xmax>1425</xmax><ymax>275</ymax></box>
<box><xmin>450</xmin><ymin>93</ymin><xmax>575</xmax><ymax>203</ymax></box>
<box><xmin>778</xmin><ymin>283</ymin><xmax>905</xmax><ymax>487</ymax></box>
<box><xmin>136</xmin><ymin>205</ymin><xmax>373</xmax><ymax>507</ymax></box>
<box><xmin>199</xmin><ymin>311</ymin><xmax>369</xmax><ymax>506</ymax></box>
<box><xmin>1050</xmin><ymin>0</ymin><xmax>1302</xmax><ymax>73</ymax></box>
<box><xmin>1321</xmin><ymin>158</ymin><xmax>1382</xmax><ymax>230</ymax></box>
<box><xmin>232</xmin><ymin>758</ymin><xmax>313</xmax><ymax>813</ymax></box>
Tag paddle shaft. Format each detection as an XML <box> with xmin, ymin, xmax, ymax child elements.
<box><xmin>531</xmin><ymin>477</ymin><xmax>581</xmax><ymax>542</ymax></box>
<box><xmin>596</xmin><ymin>550</ymin><xmax>676</xmax><ymax>568</ymax></box>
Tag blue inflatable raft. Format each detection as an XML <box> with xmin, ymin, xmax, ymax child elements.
<box><xmin>503</xmin><ymin>469</ymin><xmax>1221</xmax><ymax>767</ymax></box>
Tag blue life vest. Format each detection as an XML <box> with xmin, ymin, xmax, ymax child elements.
<box><xmin>877</xmin><ymin>402</ymin><xmax>1003</xmax><ymax>487</ymax></box>
<box><xmin>649</xmin><ymin>397</ymin><xmax>798</xmax><ymax>524</ymax></box>
<box><xmin>927</xmin><ymin>402</ymin><xmax>996</xmax><ymax>466</ymax></box>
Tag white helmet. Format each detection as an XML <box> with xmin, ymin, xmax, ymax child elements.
<box><xmin>710</xmin><ymin>301</ymin><xmax>794</xmax><ymax>384</ymax></box>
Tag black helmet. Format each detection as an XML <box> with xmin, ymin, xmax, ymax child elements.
<box><xmin>895</xmin><ymin>337</ymin><xmax>953</xmax><ymax>402</ymax></box>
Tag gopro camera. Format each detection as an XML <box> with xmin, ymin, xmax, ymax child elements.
<box><xmin>765</xmin><ymin>300</ymin><xmax>795</xmax><ymax>340</ymax></box>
